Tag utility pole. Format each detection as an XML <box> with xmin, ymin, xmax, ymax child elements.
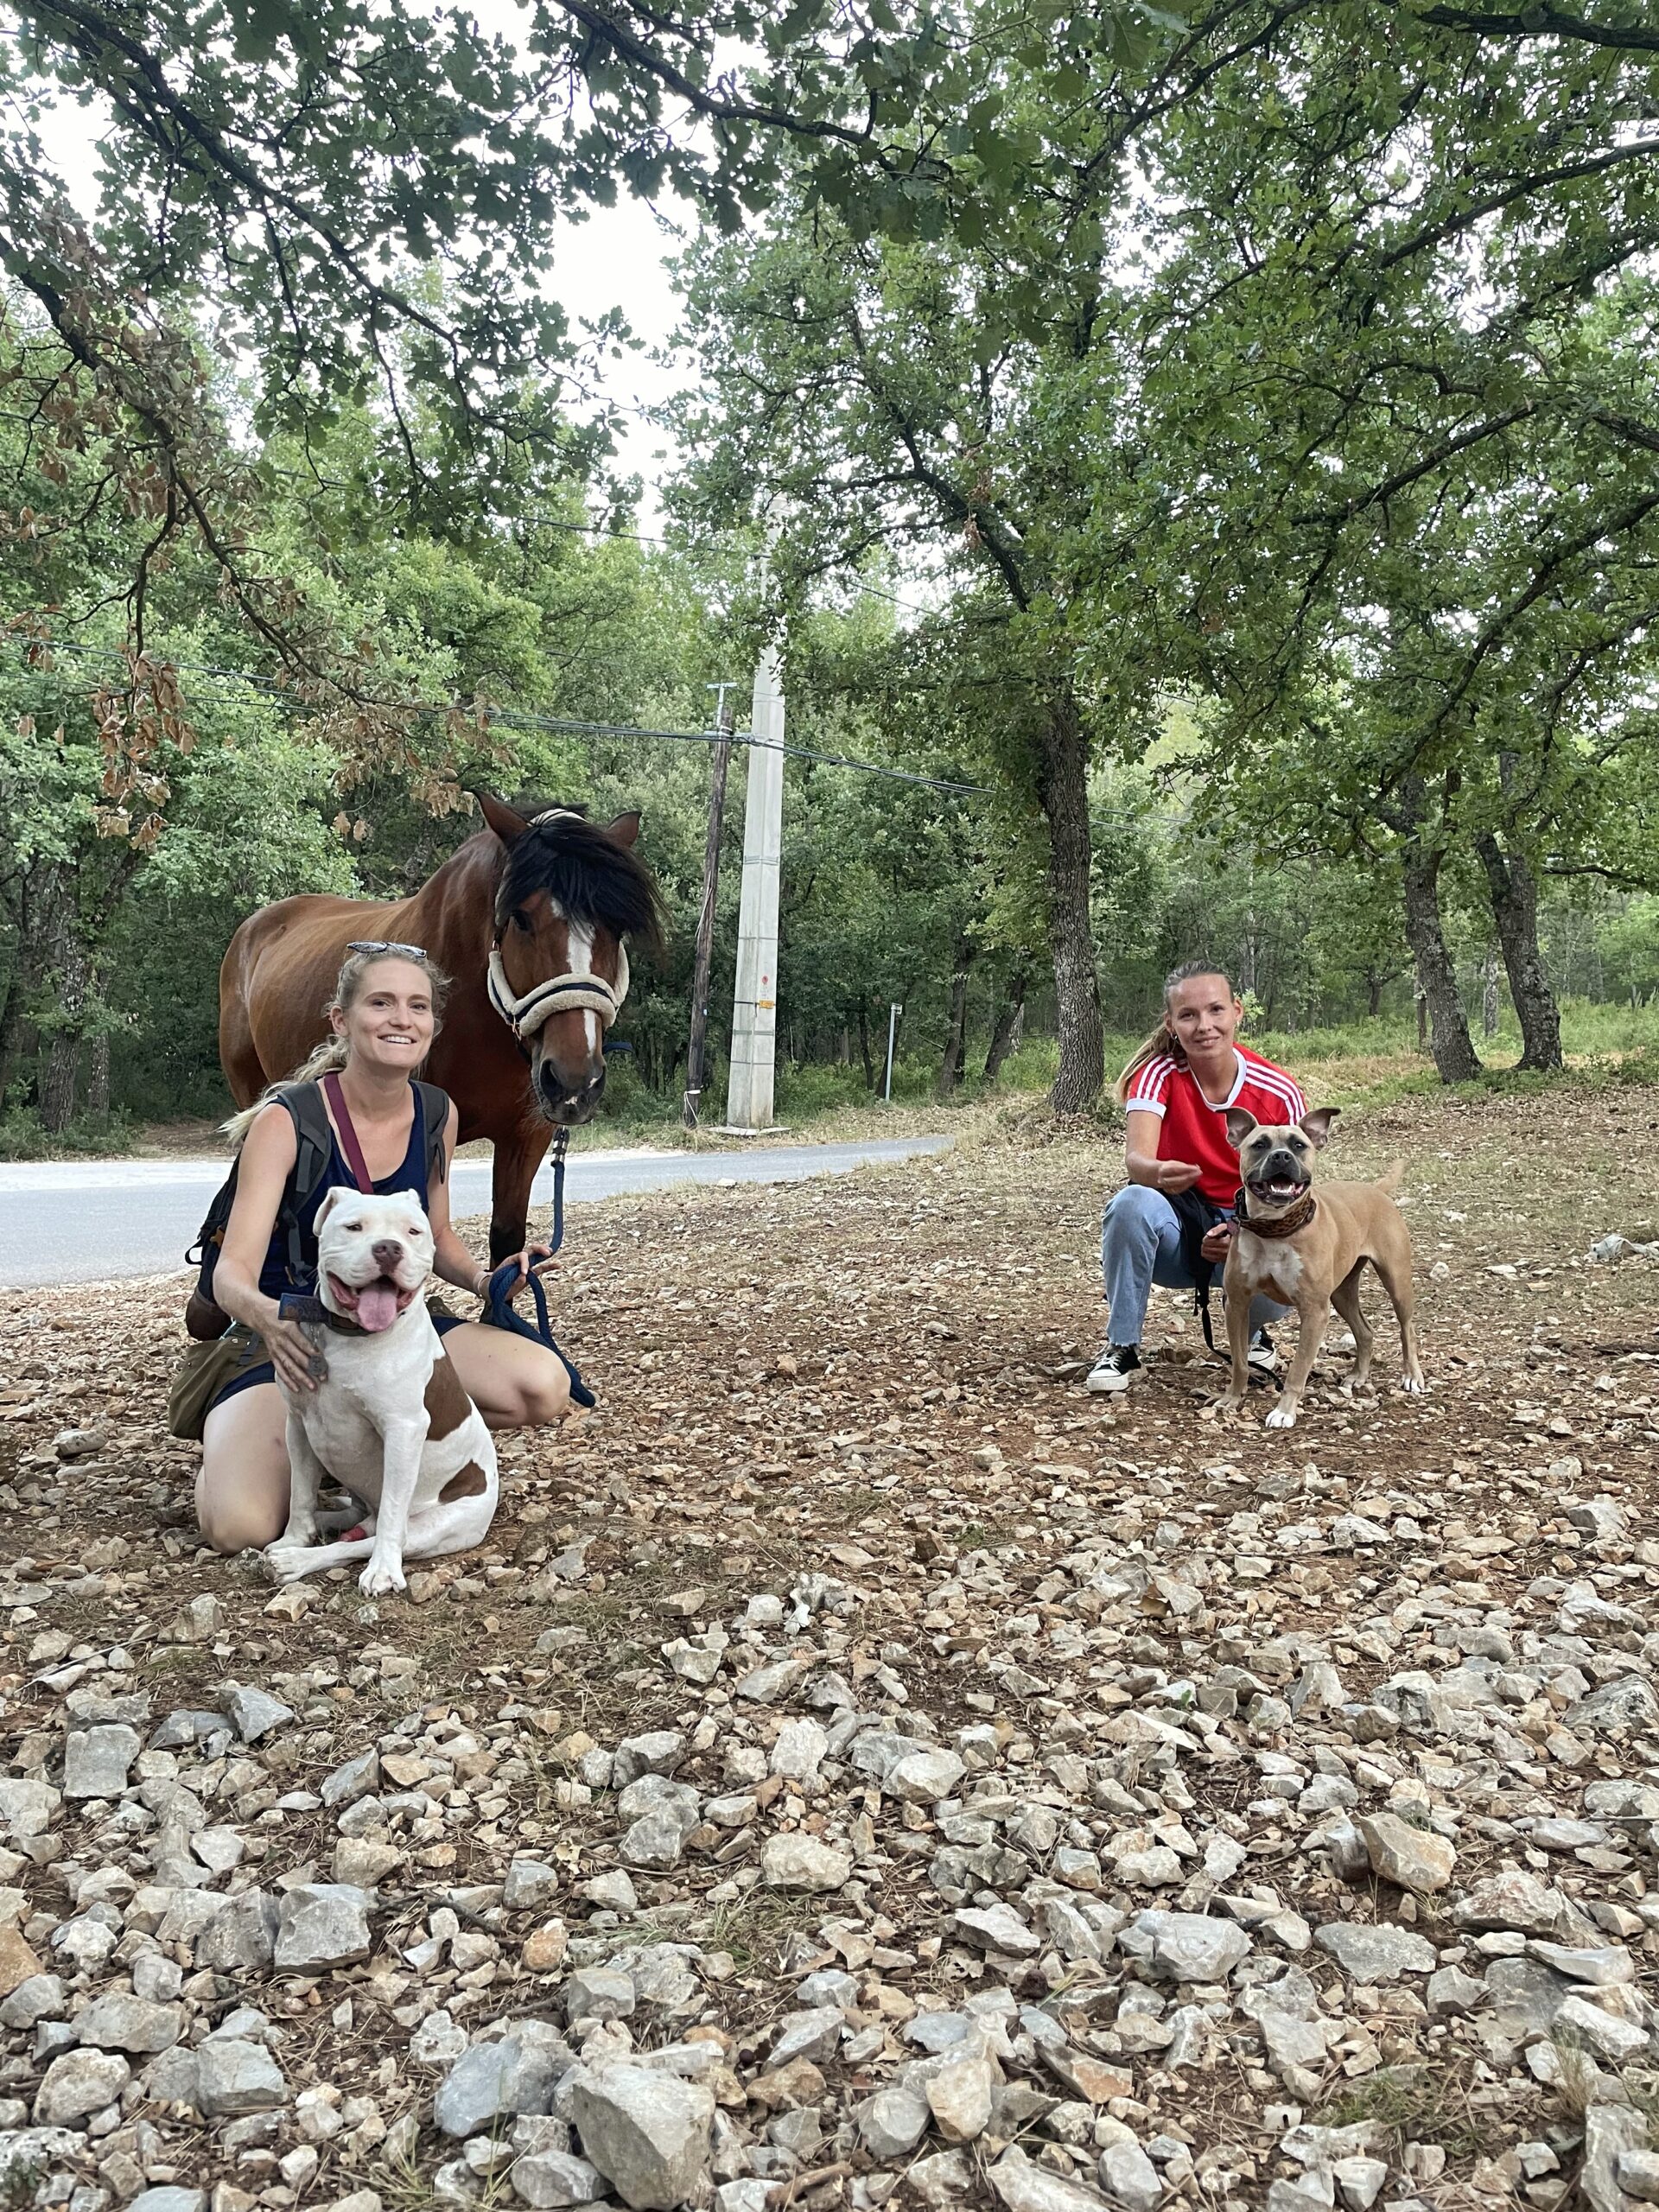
<box><xmin>724</xmin><ymin>643</ymin><xmax>785</xmax><ymax>1131</ymax></box>
<box><xmin>682</xmin><ymin>680</ymin><xmax>738</xmax><ymax>1128</ymax></box>
<box><xmin>883</xmin><ymin>1002</ymin><xmax>902</xmax><ymax>1103</ymax></box>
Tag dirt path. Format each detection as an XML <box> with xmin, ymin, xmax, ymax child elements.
<box><xmin>3</xmin><ymin>1081</ymin><xmax>1657</xmax><ymax>2210</ymax></box>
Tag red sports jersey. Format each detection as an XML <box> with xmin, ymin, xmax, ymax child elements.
<box><xmin>1125</xmin><ymin>1046</ymin><xmax>1308</xmax><ymax>1205</ymax></box>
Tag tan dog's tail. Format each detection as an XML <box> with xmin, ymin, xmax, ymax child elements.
<box><xmin>1375</xmin><ymin>1160</ymin><xmax>1404</xmax><ymax>1195</ymax></box>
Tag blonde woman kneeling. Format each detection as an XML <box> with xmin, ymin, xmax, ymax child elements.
<box><xmin>1089</xmin><ymin>961</ymin><xmax>1307</xmax><ymax>1393</ymax></box>
<box><xmin>194</xmin><ymin>945</ymin><xmax>570</xmax><ymax>1552</ymax></box>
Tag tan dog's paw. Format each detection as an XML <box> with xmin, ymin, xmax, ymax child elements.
<box><xmin>1211</xmin><ymin>1392</ymin><xmax>1250</xmax><ymax>1421</ymax></box>
<box><xmin>359</xmin><ymin>1552</ymin><xmax>407</xmax><ymax>1599</ymax></box>
<box><xmin>1264</xmin><ymin>1401</ymin><xmax>1300</xmax><ymax>1430</ymax></box>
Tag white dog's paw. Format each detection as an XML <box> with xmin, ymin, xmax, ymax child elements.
<box><xmin>277</xmin><ymin>1518</ymin><xmax>318</xmax><ymax>1551</ymax></box>
<box><xmin>1265</xmin><ymin>1402</ymin><xmax>1300</xmax><ymax>1429</ymax></box>
<box><xmin>264</xmin><ymin>1545</ymin><xmax>313</xmax><ymax>1586</ymax></box>
<box><xmin>1401</xmin><ymin>1374</ymin><xmax>1427</xmax><ymax>1395</ymax></box>
<box><xmin>359</xmin><ymin>1553</ymin><xmax>407</xmax><ymax>1598</ymax></box>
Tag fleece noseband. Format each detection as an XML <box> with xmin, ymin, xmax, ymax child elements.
<box><xmin>487</xmin><ymin>944</ymin><xmax>630</xmax><ymax>1039</ymax></box>
<box><xmin>488</xmin><ymin>809</ymin><xmax>632</xmax><ymax>1042</ymax></box>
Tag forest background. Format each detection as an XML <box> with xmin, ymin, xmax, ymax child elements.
<box><xmin>3</xmin><ymin>0</ymin><xmax>1658</xmax><ymax>1151</ymax></box>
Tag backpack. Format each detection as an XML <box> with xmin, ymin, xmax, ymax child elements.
<box><xmin>183</xmin><ymin>1079</ymin><xmax>449</xmax><ymax>1340</ymax></box>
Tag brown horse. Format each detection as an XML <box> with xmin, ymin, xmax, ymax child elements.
<box><xmin>219</xmin><ymin>795</ymin><xmax>663</xmax><ymax>1262</ymax></box>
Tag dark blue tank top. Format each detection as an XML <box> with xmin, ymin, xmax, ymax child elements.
<box><xmin>257</xmin><ymin>1085</ymin><xmax>429</xmax><ymax>1300</ymax></box>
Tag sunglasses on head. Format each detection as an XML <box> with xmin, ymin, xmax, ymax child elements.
<box><xmin>348</xmin><ymin>940</ymin><xmax>429</xmax><ymax>961</ymax></box>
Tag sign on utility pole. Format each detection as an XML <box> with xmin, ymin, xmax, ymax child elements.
<box><xmin>724</xmin><ymin>643</ymin><xmax>785</xmax><ymax>1131</ymax></box>
<box><xmin>682</xmin><ymin>680</ymin><xmax>737</xmax><ymax>1128</ymax></box>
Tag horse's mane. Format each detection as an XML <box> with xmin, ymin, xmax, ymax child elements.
<box><xmin>496</xmin><ymin>801</ymin><xmax>664</xmax><ymax>947</ymax></box>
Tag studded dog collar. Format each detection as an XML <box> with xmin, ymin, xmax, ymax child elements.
<box><xmin>1234</xmin><ymin>1186</ymin><xmax>1318</xmax><ymax>1240</ymax></box>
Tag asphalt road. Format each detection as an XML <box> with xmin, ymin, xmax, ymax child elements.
<box><xmin>0</xmin><ymin>1135</ymin><xmax>951</xmax><ymax>1289</ymax></box>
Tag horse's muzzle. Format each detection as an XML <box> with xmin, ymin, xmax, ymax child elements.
<box><xmin>537</xmin><ymin>1057</ymin><xmax>606</xmax><ymax>1125</ymax></box>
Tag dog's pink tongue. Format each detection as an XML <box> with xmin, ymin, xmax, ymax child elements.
<box><xmin>354</xmin><ymin>1280</ymin><xmax>401</xmax><ymax>1333</ymax></box>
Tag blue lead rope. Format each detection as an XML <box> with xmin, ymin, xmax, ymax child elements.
<box><xmin>481</xmin><ymin>1132</ymin><xmax>594</xmax><ymax>1408</ymax></box>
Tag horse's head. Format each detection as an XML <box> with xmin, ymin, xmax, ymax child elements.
<box><xmin>479</xmin><ymin>794</ymin><xmax>663</xmax><ymax>1126</ymax></box>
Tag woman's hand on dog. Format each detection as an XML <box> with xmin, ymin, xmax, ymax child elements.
<box><xmin>263</xmin><ymin>1311</ymin><xmax>324</xmax><ymax>1395</ymax></box>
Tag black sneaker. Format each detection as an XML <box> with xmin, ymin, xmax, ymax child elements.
<box><xmin>1085</xmin><ymin>1344</ymin><xmax>1141</xmax><ymax>1395</ymax></box>
<box><xmin>1248</xmin><ymin>1329</ymin><xmax>1281</xmax><ymax>1375</ymax></box>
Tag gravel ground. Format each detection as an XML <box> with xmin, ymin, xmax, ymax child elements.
<box><xmin>2</xmin><ymin>1081</ymin><xmax>1658</xmax><ymax>2212</ymax></box>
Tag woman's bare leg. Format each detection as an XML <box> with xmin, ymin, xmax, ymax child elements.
<box><xmin>197</xmin><ymin>1383</ymin><xmax>291</xmax><ymax>1553</ymax></box>
<box><xmin>442</xmin><ymin>1322</ymin><xmax>573</xmax><ymax>1429</ymax></box>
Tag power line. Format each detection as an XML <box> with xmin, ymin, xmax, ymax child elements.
<box><xmin>479</xmin><ymin>512</ymin><xmax>941</xmax><ymax>616</ymax></box>
<box><xmin>22</xmin><ymin>638</ymin><xmax>995</xmax><ymax>796</ymax></box>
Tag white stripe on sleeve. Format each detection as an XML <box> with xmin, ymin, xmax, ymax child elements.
<box><xmin>1127</xmin><ymin>1055</ymin><xmax>1175</xmax><ymax>1107</ymax></box>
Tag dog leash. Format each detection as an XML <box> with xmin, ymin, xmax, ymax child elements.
<box><xmin>483</xmin><ymin>1254</ymin><xmax>594</xmax><ymax>1408</ymax></box>
<box><xmin>1169</xmin><ymin>1192</ymin><xmax>1285</xmax><ymax>1389</ymax></box>
<box><xmin>478</xmin><ymin>1128</ymin><xmax>594</xmax><ymax>1405</ymax></box>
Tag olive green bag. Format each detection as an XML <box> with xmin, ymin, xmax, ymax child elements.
<box><xmin>166</xmin><ymin>1325</ymin><xmax>257</xmax><ymax>1443</ymax></box>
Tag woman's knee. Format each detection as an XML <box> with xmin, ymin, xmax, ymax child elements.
<box><xmin>194</xmin><ymin>1462</ymin><xmax>286</xmax><ymax>1554</ymax></box>
<box><xmin>518</xmin><ymin>1366</ymin><xmax>572</xmax><ymax>1428</ymax></box>
<box><xmin>1103</xmin><ymin>1183</ymin><xmax>1169</xmax><ymax>1236</ymax></box>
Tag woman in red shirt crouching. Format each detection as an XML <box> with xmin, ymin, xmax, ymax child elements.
<box><xmin>1088</xmin><ymin>961</ymin><xmax>1307</xmax><ymax>1394</ymax></box>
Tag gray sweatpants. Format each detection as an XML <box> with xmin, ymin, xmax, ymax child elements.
<box><xmin>1100</xmin><ymin>1184</ymin><xmax>1287</xmax><ymax>1348</ymax></box>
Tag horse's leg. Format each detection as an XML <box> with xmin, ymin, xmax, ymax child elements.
<box><xmin>489</xmin><ymin>1130</ymin><xmax>551</xmax><ymax>1266</ymax></box>
<box><xmin>219</xmin><ymin>927</ymin><xmax>270</xmax><ymax>1103</ymax></box>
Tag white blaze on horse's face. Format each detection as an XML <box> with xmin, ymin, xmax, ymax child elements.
<box><xmin>509</xmin><ymin>891</ymin><xmax>612</xmax><ymax>1125</ymax></box>
<box><xmin>563</xmin><ymin>915</ymin><xmax>599</xmax><ymax>1059</ymax></box>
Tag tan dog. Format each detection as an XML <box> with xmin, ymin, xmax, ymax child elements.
<box><xmin>1217</xmin><ymin>1107</ymin><xmax>1425</xmax><ymax>1429</ymax></box>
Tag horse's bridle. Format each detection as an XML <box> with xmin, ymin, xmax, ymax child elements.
<box><xmin>487</xmin><ymin>808</ymin><xmax>631</xmax><ymax>1046</ymax></box>
<box><xmin>487</xmin><ymin>944</ymin><xmax>630</xmax><ymax>1040</ymax></box>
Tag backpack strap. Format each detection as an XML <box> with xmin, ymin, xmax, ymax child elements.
<box><xmin>415</xmin><ymin>1082</ymin><xmax>451</xmax><ymax>1191</ymax></box>
<box><xmin>321</xmin><ymin>1071</ymin><xmax>375</xmax><ymax>1192</ymax></box>
<box><xmin>281</xmin><ymin>1083</ymin><xmax>338</xmax><ymax>1290</ymax></box>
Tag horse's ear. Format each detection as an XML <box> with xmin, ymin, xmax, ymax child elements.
<box><xmin>604</xmin><ymin>810</ymin><xmax>642</xmax><ymax>849</ymax></box>
<box><xmin>475</xmin><ymin>792</ymin><xmax>530</xmax><ymax>848</ymax></box>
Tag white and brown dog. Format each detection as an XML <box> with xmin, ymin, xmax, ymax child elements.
<box><xmin>266</xmin><ymin>1190</ymin><xmax>498</xmax><ymax>1595</ymax></box>
<box><xmin>1218</xmin><ymin>1107</ymin><xmax>1426</xmax><ymax>1430</ymax></box>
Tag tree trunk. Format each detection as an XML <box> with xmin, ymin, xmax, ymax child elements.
<box><xmin>1401</xmin><ymin>833</ymin><xmax>1482</xmax><ymax>1083</ymax></box>
<box><xmin>936</xmin><ymin>951</ymin><xmax>973</xmax><ymax>1101</ymax></box>
<box><xmin>39</xmin><ymin>918</ymin><xmax>92</xmax><ymax>1133</ymax></box>
<box><xmin>1367</xmin><ymin>970</ymin><xmax>1384</xmax><ymax>1019</ymax></box>
<box><xmin>0</xmin><ymin>858</ymin><xmax>58</xmax><ymax>1103</ymax></box>
<box><xmin>89</xmin><ymin>1025</ymin><xmax>111</xmax><ymax>1121</ymax></box>
<box><xmin>983</xmin><ymin>963</ymin><xmax>1031</xmax><ymax>1081</ymax></box>
<box><xmin>1475</xmin><ymin>832</ymin><xmax>1563</xmax><ymax>1071</ymax></box>
<box><xmin>1481</xmin><ymin>947</ymin><xmax>1500</xmax><ymax>1038</ymax></box>
<box><xmin>855</xmin><ymin>1001</ymin><xmax>874</xmax><ymax>1090</ymax></box>
<box><xmin>0</xmin><ymin>958</ymin><xmax>24</xmax><ymax>1104</ymax></box>
<box><xmin>1034</xmin><ymin>686</ymin><xmax>1103</xmax><ymax>1114</ymax></box>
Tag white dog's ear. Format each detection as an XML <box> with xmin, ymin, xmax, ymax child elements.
<box><xmin>1224</xmin><ymin>1108</ymin><xmax>1257</xmax><ymax>1151</ymax></box>
<box><xmin>1300</xmin><ymin>1107</ymin><xmax>1340</xmax><ymax>1148</ymax></box>
<box><xmin>314</xmin><ymin>1186</ymin><xmax>356</xmax><ymax>1230</ymax></box>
